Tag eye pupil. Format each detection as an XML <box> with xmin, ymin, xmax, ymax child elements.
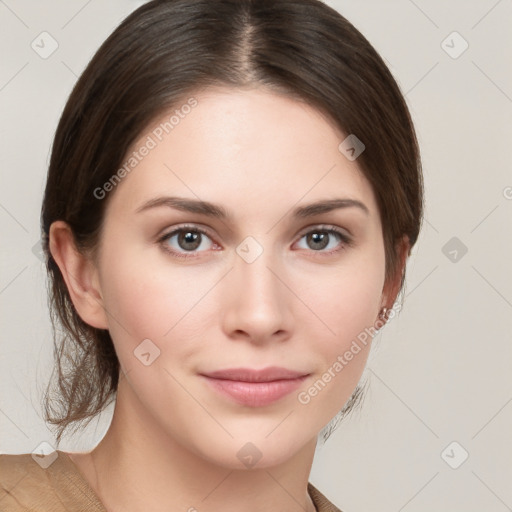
<box><xmin>307</xmin><ymin>232</ymin><xmax>329</xmax><ymax>250</ymax></box>
<box><xmin>178</xmin><ymin>231</ymin><xmax>201</xmax><ymax>251</ymax></box>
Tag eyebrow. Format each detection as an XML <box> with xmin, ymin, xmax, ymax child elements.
<box><xmin>135</xmin><ymin>196</ymin><xmax>369</xmax><ymax>219</ymax></box>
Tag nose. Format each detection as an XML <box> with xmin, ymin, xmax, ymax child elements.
<box><xmin>220</xmin><ymin>244</ymin><xmax>294</xmax><ymax>345</ymax></box>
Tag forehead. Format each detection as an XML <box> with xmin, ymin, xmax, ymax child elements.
<box><xmin>104</xmin><ymin>86</ymin><xmax>377</xmax><ymax>219</ymax></box>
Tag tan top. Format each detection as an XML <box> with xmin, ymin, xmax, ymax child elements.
<box><xmin>0</xmin><ymin>451</ymin><xmax>342</xmax><ymax>511</ymax></box>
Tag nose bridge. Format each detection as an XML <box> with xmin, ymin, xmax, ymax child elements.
<box><xmin>221</xmin><ymin>234</ymin><xmax>292</xmax><ymax>340</ymax></box>
<box><xmin>233</xmin><ymin>234</ymin><xmax>281</xmax><ymax>302</ymax></box>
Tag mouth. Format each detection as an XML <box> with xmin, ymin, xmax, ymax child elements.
<box><xmin>199</xmin><ymin>367</ymin><xmax>310</xmax><ymax>407</ymax></box>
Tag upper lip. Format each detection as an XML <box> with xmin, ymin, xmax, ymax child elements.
<box><xmin>200</xmin><ymin>366</ymin><xmax>309</xmax><ymax>383</ymax></box>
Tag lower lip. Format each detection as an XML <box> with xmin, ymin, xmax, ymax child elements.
<box><xmin>201</xmin><ymin>376</ymin><xmax>308</xmax><ymax>407</ymax></box>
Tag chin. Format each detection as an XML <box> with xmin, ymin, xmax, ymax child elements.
<box><xmin>188</xmin><ymin>428</ymin><xmax>314</xmax><ymax>471</ymax></box>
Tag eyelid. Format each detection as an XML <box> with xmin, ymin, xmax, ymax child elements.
<box><xmin>158</xmin><ymin>223</ymin><xmax>214</xmax><ymax>239</ymax></box>
<box><xmin>158</xmin><ymin>223</ymin><xmax>352</xmax><ymax>243</ymax></box>
<box><xmin>157</xmin><ymin>222</ymin><xmax>353</xmax><ymax>258</ymax></box>
<box><xmin>295</xmin><ymin>223</ymin><xmax>352</xmax><ymax>241</ymax></box>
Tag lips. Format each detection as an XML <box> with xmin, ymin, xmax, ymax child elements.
<box><xmin>202</xmin><ymin>366</ymin><xmax>309</xmax><ymax>382</ymax></box>
<box><xmin>199</xmin><ymin>366</ymin><xmax>310</xmax><ymax>407</ymax></box>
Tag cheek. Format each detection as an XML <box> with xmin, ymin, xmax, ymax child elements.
<box><xmin>295</xmin><ymin>251</ymin><xmax>385</xmax><ymax>343</ymax></box>
<box><xmin>292</xmin><ymin>251</ymin><xmax>384</xmax><ymax>400</ymax></box>
<box><xmin>294</xmin><ymin>314</ymin><xmax>377</xmax><ymax>421</ymax></box>
<box><xmin>97</xmin><ymin>245</ymin><xmax>233</xmax><ymax>386</ymax></box>
<box><xmin>97</xmin><ymin>246</ymin><xmax>202</xmax><ymax>351</ymax></box>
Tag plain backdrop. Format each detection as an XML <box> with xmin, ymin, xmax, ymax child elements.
<box><xmin>1</xmin><ymin>1</ymin><xmax>511</xmax><ymax>510</ymax></box>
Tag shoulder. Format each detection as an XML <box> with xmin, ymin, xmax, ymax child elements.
<box><xmin>308</xmin><ymin>482</ymin><xmax>343</xmax><ymax>512</ymax></box>
<box><xmin>0</xmin><ymin>452</ymin><xmax>45</xmax><ymax>511</ymax></box>
<box><xmin>0</xmin><ymin>451</ymin><xmax>105</xmax><ymax>512</ymax></box>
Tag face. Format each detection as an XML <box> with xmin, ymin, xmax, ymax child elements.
<box><xmin>91</xmin><ymin>86</ymin><xmax>388</xmax><ymax>468</ymax></box>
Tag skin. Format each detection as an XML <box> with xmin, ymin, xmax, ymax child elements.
<box><xmin>50</xmin><ymin>85</ymin><xmax>408</xmax><ymax>512</ymax></box>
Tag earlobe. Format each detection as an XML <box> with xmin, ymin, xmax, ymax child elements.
<box><xmin>49</xmin><ymin>221</ymin><xmax>109</xmax><ymax>330</ymax></box>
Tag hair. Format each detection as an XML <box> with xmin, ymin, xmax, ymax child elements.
<box><xmin>41</xmin><ymin>0</ymin><xmax>423</xmax><ymax>446</ymax></box>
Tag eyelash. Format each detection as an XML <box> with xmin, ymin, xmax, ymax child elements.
<box><xmin>157</xmin><ymin>224</ymin><xmax>353</xmax><ymax>260</ymax></box>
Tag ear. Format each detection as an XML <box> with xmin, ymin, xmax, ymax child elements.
<box><xmin>49</xmin><ymin>220</ymin><xmax>109</xmax><ymax>330</ymax></box>
<box><xmin>380</xmin><ymin>235</ymin><xmax>411</xmax><ymax>312</ymax></box>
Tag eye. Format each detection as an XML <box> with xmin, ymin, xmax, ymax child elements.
<box><xmin>157</xmin><ymin>224</ymin><xmax>352</xmax><ymax>259</ymax></box>
<box><xmin>294</xmin><ymin>226</ymin><xmax>352</xmax><ymax>253</ymax></box>
<box><xmin>158</xmin><ymin>225</ymin><xmax>218</xmax><ymax>258</ymax></box>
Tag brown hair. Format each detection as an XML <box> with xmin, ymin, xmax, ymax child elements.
<box><xmin>41</xmin><ymin>0</ymin><xmax>423</xmax><ymax>446</ymax></box>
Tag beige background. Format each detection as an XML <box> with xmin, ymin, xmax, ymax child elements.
<box><xmin>1</xmin><ymin>1</ymin><xmax>511</xmax><ymax>510</ymax></box>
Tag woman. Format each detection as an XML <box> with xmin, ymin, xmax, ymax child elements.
<box><xmin>0</xmin><ymin>0</ymin><xmax>423</xmax><ymax>510</ymax></box>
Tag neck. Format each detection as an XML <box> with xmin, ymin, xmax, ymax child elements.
<box><xmin>73</xmin><ymin>375</ymin><xmax>318</xmax><ymax>512</ymax></box>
